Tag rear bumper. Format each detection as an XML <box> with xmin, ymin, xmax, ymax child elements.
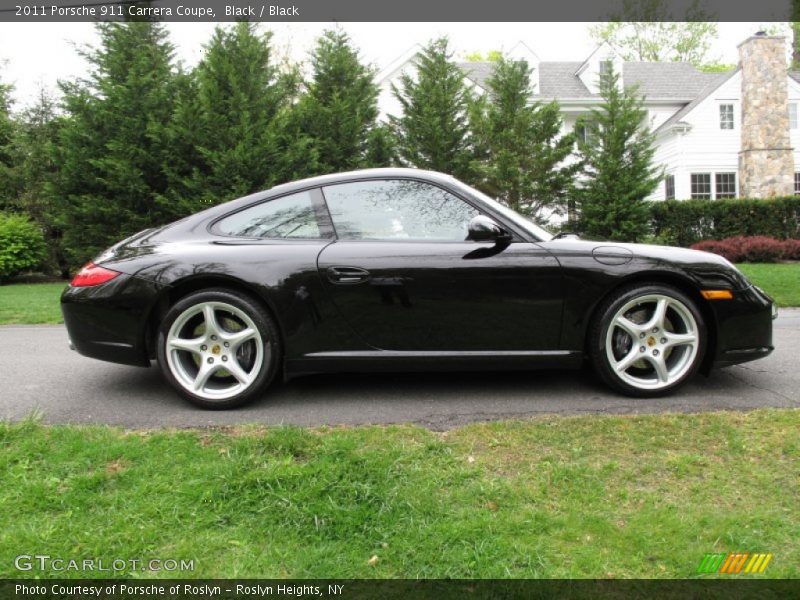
<box><xmin>61</xmin><ymin>273</ymin><xmax>165</xmax><ymax>367</ymax></box>
<box><xmin>710</xmin><ymin>285</ymin><xmax>774</xmax><ymax>369</ymax></box>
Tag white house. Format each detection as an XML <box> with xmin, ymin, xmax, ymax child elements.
<box><xmin>376</xmin><ymin>33</ymin><xmax>800</xmax><ymax>202</ymax></box>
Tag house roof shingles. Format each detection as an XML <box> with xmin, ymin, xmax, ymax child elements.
<box><xmin>458</xmin><ymin>60</ymin><xmax>732</xmax><ymax>101</ymax></box>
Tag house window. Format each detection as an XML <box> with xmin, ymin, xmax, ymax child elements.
<box><xmin>575</xmin><ymin>122</ymin><xmax>594</xmax><ymax>145</ymax></box>
<box><xmin>795</xmin><ymin>172</ymin><xmax>800</xmax><ymax>195</ymax></box>
<box><xmin>715</xmin><ymin>173</ymin><xmax>736</xmax><ymax>199</ymax></box>
<box><xmin>599</xmin><ymin>60</ymin><xmax>612</xmax><ymax>78</ymax></box>
<box><xmin>719</xmin><ymin>104</ymin><xmax>734</xmax><ymax>130</ymax></box>
<box><xmin>690</xmin><ymin>173</ymin><xmax>711</xmax><ymax>199</ymax></box>
<box><xmin>790</xmin><ymin>103</ymin><xmax>798</xmax><ymax>130</ymax></box>
<box><xmin>665</xmin><ymin>174</ymin><xmax>675</xmax><ymax>200</ymax></box>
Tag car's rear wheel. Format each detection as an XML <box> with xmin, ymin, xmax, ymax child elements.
<box><xmin>589</xmin><ymin>284</ymin><xmax>705</xmax><ymax>397</ymax></box>
<box><xmin>156</xmin><ymin>289</ymin><xmax>280</xmax><ymax>409</ymax></box>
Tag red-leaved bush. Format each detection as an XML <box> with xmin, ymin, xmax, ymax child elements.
<box><xmin>690</xmin><ymin>236</ymin><xmax>800</xmax><ymax>263</ymax></box>
<box><xmin>739</xmin><ymin>236</ymin><xmax>787</xmax><ymax>262</ymax></box>
<box><xmin>783</xmin><ymin>238</ymin><xmax>800</xmax><ymax>260</ymax></box>
<box><xmin>691</xmin><ymin>240</ymin><xmax>741</xmax><ymax>262</ymax></box>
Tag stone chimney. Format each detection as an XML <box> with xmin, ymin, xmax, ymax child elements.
<box><xmin>738</xmin><ymin>33</ymin><xmax>794</xmax><ymax>198</ymax></box>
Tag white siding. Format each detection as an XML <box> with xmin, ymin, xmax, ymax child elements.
<box><xmin>676</xmin><ymin>72</ymin><xmax>741</xmax><ymax>189</ymax></box>
<box><xmin>648</xmin><ymin>105</ymin><xmax>684</xmax><ymax>131</ymax></box>
<box><xmin>651</xmin><ymin>73</ymin><xmax>800</xmax><ymax>200</ymax></box>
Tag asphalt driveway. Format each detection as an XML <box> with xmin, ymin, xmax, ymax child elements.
<box><xmin>1</xmin><ymin>310</ymin><xmax>798</xmax><ymax>430</ymax></box>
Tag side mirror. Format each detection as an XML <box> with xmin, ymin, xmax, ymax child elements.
<box><xmin>467</xmin><ymin>215</ymin><xmax>511</xmax><ymax>243</ymax></box>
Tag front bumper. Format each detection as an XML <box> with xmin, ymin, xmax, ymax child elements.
<box><xmin>711</xmin><ymin>284</ymin><xmax>775</xmax><ymax>368</ymax></box>
<box><xmin>61</xmin><ymin>273</ymin><xmax>165</xmax><ymax>367</ymax></box>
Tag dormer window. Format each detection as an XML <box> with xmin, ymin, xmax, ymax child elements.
<box><xmin>719</xmin><ymin>104</ymin><xmax>734</xmax><ymax>130</ymax></box>
<box><xmin>599</xmin><ymin>60</ymin><xmax>612</xmax><ymax>78</ymax></box>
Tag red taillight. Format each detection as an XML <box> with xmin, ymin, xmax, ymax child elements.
<box><xmin>70</xmin><ymin>262</ymin><xmax>121</xmax><ymax>287</ymax></box>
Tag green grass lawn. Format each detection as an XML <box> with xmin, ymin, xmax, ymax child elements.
<box><xmin>1</xmin><ymin>409</ymin><xmax>797</xmax><ymax>578</ymax></box>
<box><xmin>737</xmin><ymin>263</ymin><xmax>800</xmax><ymax>307</ymax></box>
<box><xmin>0</xmin><ymin>281</ymin><xmax>65</xmax><ymax>324</ymax></box>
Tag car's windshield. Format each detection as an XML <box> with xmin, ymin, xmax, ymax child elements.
<box><xmin>449</xmin><ymin>179</ymin><xmax>554</xmax><ymax>241</ymax></box>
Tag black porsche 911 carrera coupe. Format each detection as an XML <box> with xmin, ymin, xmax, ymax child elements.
<box><xmin>62</xmin><ymin>169</ymin><xmax>775</xmax><ymax>409</ymax></box>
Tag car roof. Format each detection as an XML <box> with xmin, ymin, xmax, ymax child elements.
<box><xmin>265</xmin><ymin>168</ymin><xmax>457</xmax><ymax>196</ymax></box>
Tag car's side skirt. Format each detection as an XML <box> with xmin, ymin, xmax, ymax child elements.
<box><xmin>285</xmin><ymin>350</ymin><xmax>584</xmax><ymax>377</ymax></box>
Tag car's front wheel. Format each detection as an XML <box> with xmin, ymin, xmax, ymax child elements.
<box><xmin>156</xmin><ymin>289</ymin><xmax>280</xmax><ymax>409</ymax></box>
<box><xmin>589</xmin><ymin>284</ymin><xmax>705</xmax><ymax>397</ymax></box>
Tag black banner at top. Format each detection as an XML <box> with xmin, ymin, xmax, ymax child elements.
<box><xmin>0</xmin><ymin>0</ymin><xmax>794</xmax><ymax>22</ymax></box>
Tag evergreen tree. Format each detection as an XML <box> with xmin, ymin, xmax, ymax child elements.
<box><xmin>574</xmin><ymin>63</ymin><xmax>662</xmax><ymax>242</ymax></box>
<box><xmin>470</xmin><ymin>57</ymin><xmax>578</xmax><ymax>223</ymax></box>
<box><xmin>390</xmin><ymin>38</ymin><xmax>475</xmax><ymax>180</ymax></box>
<box><xmin>14</xmin><ymin>90</ymin><xmax>69</xmax><ymax>276</ymax></box>
<box><xmin>169</xmin><ymin>23</ymin><xmax>306</xmax><ymax>206</ymax></box>
<box><xmin>363</xmin><ymin>124</ymin><xmax>396</xmax><ymax>168</ymax></box>
<box><xmin>293</xmin><ymin>29</ymin><xmax>379</xmax><ymax>173</ymax></box>
<box><xmin>55</xmin><ymin>21</ymin><xmax>182</xmax><ymax>266</ymax></box>
<box><xmin>0</xmin><ymin>79</ymin><xmax>17</xmax><ymax>209</ymax></box>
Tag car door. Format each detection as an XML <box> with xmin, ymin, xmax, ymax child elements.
<box><xmin>316</xmin><ymin>178</ymin><xmax>563</xmax><ymax>352</ymax></box>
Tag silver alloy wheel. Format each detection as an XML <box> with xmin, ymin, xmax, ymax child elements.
<box><xmin>165</xmin><ymin>301</ymin><xmax>265</xmax><ymax>401</ymax></box>
<box><xmin>605</xmin><ymin>293</ymin><xmax>699</xmax><ymax>391</ymax></box>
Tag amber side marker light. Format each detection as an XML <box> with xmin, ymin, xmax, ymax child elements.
<box><xmin>701</xmin><ymin>290</ymin><xmax>734</xmax><ymax>300</ymax></box>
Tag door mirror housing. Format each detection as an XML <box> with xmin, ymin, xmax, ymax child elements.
<box><xmin>467</xmin><ymin>215</ymin><xmax>512</xmax><ymax>243</ymax></box>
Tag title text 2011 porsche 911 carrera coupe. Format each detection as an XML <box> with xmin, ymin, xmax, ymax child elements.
<box><xmin>61</xmin><ymin>169</ymin><xmax>775</xmax><ymax>409</ymax></box>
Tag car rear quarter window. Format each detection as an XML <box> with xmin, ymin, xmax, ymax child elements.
<box><xmin>322</xmin><ymin>179</ymin><xmax>477</xmax><ymax>241</ymax></box>
<box><xmin>215</xmin><ymin>190</ymin><xmax>327</xmax><ymax>239</ymax></box>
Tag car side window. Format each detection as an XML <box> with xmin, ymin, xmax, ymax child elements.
<box><xmin>322</xmin><ymin>179</ymin><xmax>478</xmax><ymax>241</ymax></box>
<box><xmin>215</xmin><ymin>190</ymin><xmax>327</xmax><ymax>239</ymax></box>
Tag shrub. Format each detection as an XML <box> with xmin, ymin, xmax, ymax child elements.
<box><xmin>783</xmin><ymin>238</ymin><xmax>800</xmax><ymax>260</ymax></box>
<box><xmin>650</xmin><ymin>197</ymin><xmax>800</xmax><ymax>247</ymax></box>
<box><xmin>0</xmin><ymin>212</ymin><xmax>47</xmax><ymax>281</ymax></box>
<box><xmin>691</xmin><ymin>239</ymin><xmax>742</xmax><ymax>262</ymax></box>
<box><xmin>690</xmin><ymin>235</ymin><xmax>799</xmax><ymax>263</ymax></box>
<box><xmin>738</xmin><ymin>236</ymin><xmax>786</xmax><ymax>263</ymax></box>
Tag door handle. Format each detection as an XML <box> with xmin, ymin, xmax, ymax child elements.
<box><xmin>327</xmin><ymin>266</ymin><xmax>370</xmax><ymax>284</ymax></box>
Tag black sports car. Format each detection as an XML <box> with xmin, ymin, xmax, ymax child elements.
<box><xmin>62</xmin><ymin>169</ymin><xmax>775</xmax><ymax>409</ymax></box>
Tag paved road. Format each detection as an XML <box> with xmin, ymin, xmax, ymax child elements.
<box><xmin>1</xmin><ymin>311</ymin><xmax>798</xmax><ymax>430</ymax></box>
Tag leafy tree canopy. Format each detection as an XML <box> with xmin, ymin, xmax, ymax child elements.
<box><xmin>590</xmin><ymin>0</ymin><xmax>718</xmax><ymax>66</ymax></box>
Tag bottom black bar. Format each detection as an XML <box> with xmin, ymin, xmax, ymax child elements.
<box><xmin>3</xmin><ymin>579</ymin><xmax>800</xmax><ymax>600</ymax></box>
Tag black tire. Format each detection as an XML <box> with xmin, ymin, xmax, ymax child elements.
<box><xmin>588</xmin><ymin>283</ymin><xmax>706</xmax><ymax>398</ymax></box>
<box><xmin>156</xmin><ymin>288</ymin><xmax>281</xmax><ymax>409</ymax></box>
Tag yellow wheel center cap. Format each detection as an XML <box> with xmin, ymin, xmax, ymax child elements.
<box><xmin>211</xmin><ymin>344</ymin><xmax>221</xmax><ymax>355</ymax></box>
<box><xmin>646</xmin><ymin>336</ymin><xmax>657</xmax><ymax>347</ymax></box>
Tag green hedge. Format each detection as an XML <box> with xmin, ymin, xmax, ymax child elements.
<box><xmin>0</xmin><ymin>212</ymin><xmax>47</xmax><ymax>282</ymax></box>
<box><xmin>649</xmin><ymin>197</ymin><xmax>800</xmax><ymax>247</ymax></box>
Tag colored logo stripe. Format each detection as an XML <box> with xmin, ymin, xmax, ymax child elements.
<box><xmin>697</xmin><ymin>553</ymin><xmax>772</xmax><ymax>574</ymax></box>
<box><xmin>744</xmin><ymin>553</ymin><xmax>773</xmax><ymax>574</ymax></box>
<box><xmin>697</xmin><ymin>553</ymin><xmax>726</xmax><ymax>573</ymax></box>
